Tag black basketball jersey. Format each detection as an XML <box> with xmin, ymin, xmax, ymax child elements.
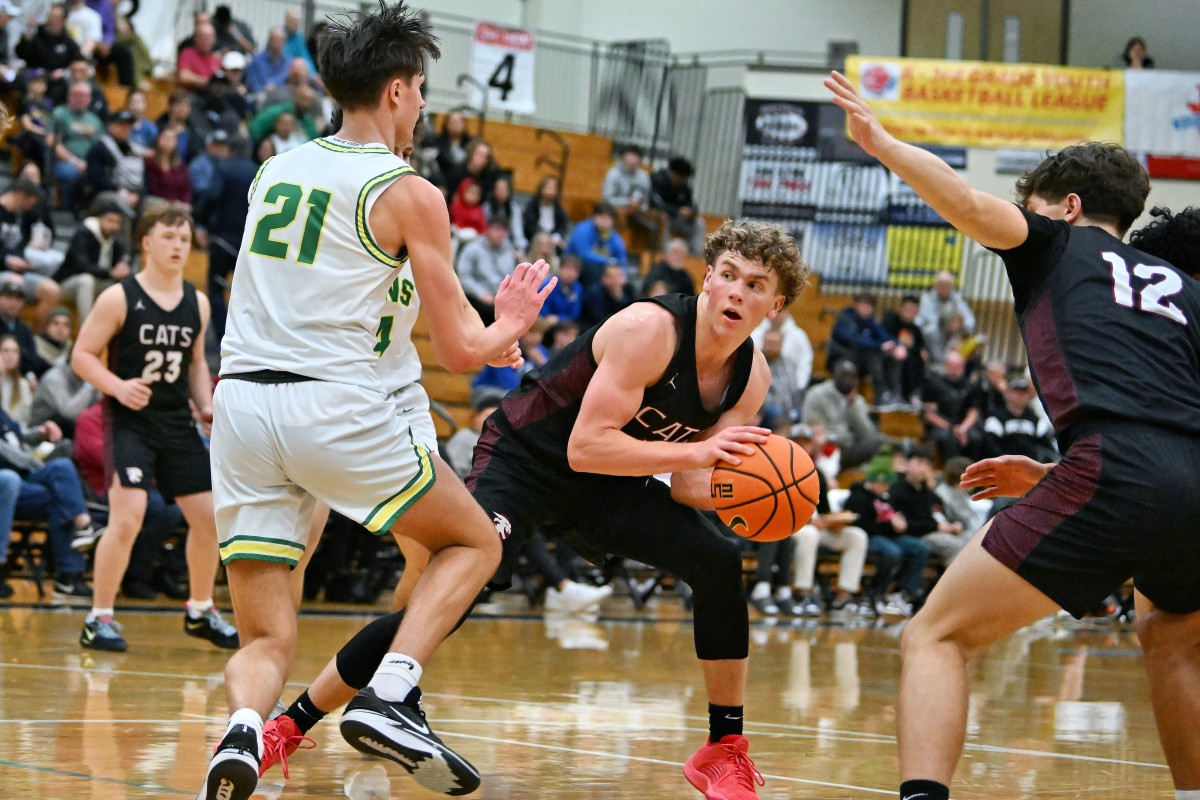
<box><xmin>484</xmin><ymin>293</ymin><xmax>756</xmax><ymax>484</ymax></box>
<box><xmin>990</xmin><ymin>207</ymin><xmax>1200</xmax><ymax>442</ymax></box>
<box><xmin>108</xmin><ymin>277</ymin><xmax>201</xmax><ymax>417</ymax></box>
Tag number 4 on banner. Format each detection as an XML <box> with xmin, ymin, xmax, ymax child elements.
<box><xmin>470</xmin><ymin>22</ymin><xmax>536</xmax><ymax>114</ymax></box>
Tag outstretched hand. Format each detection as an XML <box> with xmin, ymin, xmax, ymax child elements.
<box><xmin>493</xmin><ymin>259</ymin><xmax>556</xmax><ymax>334</ymax></box>
<box><xmin>824</xmin><ymin>70</ymin><xmax>895</xmax><ymax>158</ymax></box>
<box><xmin>959</xmin><ymin>455</ymin><xmax>1054</xmax><ymax>501</ymax></box>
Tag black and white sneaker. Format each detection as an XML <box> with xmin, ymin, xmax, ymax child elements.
<box><xmin>70</xmin><ymin>524</ymin><xmax>105</xmax><ymax>552</ymax></box>
<box><xmin>199</xmin><ymin>723</ymin><xmax>259</xmax><ymax>800</ymax></box>
<box><xmin>340</xmin><ymin>687</ymin><xmax>481</xmax><ymax>796</ymax></box>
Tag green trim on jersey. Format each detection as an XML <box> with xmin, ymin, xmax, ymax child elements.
<box><xmin>355</xmin><ymin>165</ymin><xmax>417</xmax><ymax>268</ymax></box>
<box><xmin>361</xmin><ymin>434</ymin><xmax>435</xmax><ymax>532</ymax></box>
<box><xmin>315</xmin><ymin>137</ymin><xmax>392</xmax><ymax>155</ymax></box>
<box><xmin>248</xmin><ymin>156</ymin><xmax>274</xmax><ymax>203</ymax></box>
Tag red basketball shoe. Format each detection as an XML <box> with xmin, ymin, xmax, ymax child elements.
<box><xmin>684</xmin><ymin>734</ymin><xmax>765</xmax><ymax>799</ymax></box>
<box><xmin>259</xmin><ymin>714</ymin><xmax>316</xmax><ymax>778</ymax></box>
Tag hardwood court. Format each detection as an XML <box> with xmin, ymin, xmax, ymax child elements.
<box><xmin>0</xmin><ymin>596</ymin><xmax>1173</xmax><ymax>798</ymax></box>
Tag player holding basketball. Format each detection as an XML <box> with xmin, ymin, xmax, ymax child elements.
<box><xmin>72</xmin><ymin>204</ymin><xmax>238</xmax><ymax>654</ymax></box>
<box><xmin>828</xmin><ymin>71</ymin><xmax>1200</xmax><ymax>800</ymax></box>
<box><xmin>198</xmin><ymin>3</ymin><xmax>552</xmax><ymax>799</ymax></box>
<box><xmin>254</xmin><ymin>219</ymin><xmax>807</xmax><ymax>800</ymax></box>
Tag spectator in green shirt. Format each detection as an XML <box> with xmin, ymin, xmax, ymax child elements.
<box><xmin>51</xmin><ymin>81</ymin><xmax>103</xmax><ymax>212</ymax></box>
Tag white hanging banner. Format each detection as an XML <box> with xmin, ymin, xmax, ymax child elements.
<box><xmin>1124</xmin><ymin>69</ymin><xmax>1200</xmax><ymax>158</ymax></box>
<box><xmin>469</xmin><ymin>22</ymin><xmax>536</xmax><ymax>115</ymax></box>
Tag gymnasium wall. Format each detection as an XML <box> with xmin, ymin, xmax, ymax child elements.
<box><xmin>1066</xmin><ymin>0</ymin><xmax>1200</xmax><ymax>71</ymax></box>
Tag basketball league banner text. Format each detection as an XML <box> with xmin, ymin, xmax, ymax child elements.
<box><xmin>845</xmin><ymin>56</ymin><xmax>1124</xmax><ymax>150</ymax></box>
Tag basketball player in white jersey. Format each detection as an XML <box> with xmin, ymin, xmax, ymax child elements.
<box><xmin>199</xmin><ymin>5</ymin><xmax>553</xmax><ymax>800</ymax></box>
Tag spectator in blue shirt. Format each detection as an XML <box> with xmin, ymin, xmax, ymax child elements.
<box><xmin>827</xmin><ymin>293</ymin><xmax>906</xmax><ymax>406</ymax></box>
<box><xmin>283</xmin><ymin>9</ymin><xmax>317</xmax><ymax>73</ymax></box>
<box><xmin>471</xmin><ymin>326</ymin><xmax>549</xmax><ymax>393</ymax></box>
<box><xmin>540</xmin><ymin>255</ymin><xmax>582</xmax><ymax>325</ymax></box>
<box><xmin>245</xmin><ymin>28</ymin><xmax>291</xmax><ymax>95</ymax></box>
<box><xmin>564</xmin><ymin>201</ymin><xmax>627</xmax><ymax>288</ymax></box>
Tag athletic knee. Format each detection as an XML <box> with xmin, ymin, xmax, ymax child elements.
<box><xmin>686</xmin><ymin>534</ymin><xmax>742</xmax><ymax>587</ymax></box>
<box><xmin>901</xmin><ymin>609</ymin><xmax>987</xmax><ymax>664</ymax></box>
<box><xmin>1136</xmin><ymin>607</ymin><xmax>1200</xmax><ymax>661</ymax></box>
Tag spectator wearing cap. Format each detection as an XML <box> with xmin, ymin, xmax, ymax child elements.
<box><xmin>0</xmin><ymin>179</ymin><xmax>64</xmax><ymax>330</ymax></box>
<box><xmin>444</xmin><ymin>386</ymin><xmax>507</xmax><ymax>480</ymax></box>
<box><xmin>16</xmin><ymin>3</ymin><xmax>83</xmax><ymax>98</ymax></box>
<box><xmin>189</xmin><ymin>129</ymin><xmax>230</xmax><ymax>208</ymax></box>
<box><xmin>827</xmin><ymin>292</ymin><xmax>906</xmax><ymax>407</ymax></box>
<box><xmin>50</xmin><ymin>79</ymin><xmax>103</xmax><ymax>212</ymax></box>
<box><xmin>456</xmin><ymin>215</ymin><xmax>517</xmax><ymax>326</ymax></box>
<box><xmin>57</xmin><ymin>199</ymin><xmax>129</xmax><ymax>320</ymax></box>
<box><xmin>84</xmin><ymin>107</ymin><xmax>144</xmax><ymax>214</ymax></box>
<box><xmin>176</xmin><ymin>20</ymin><xmax>220</xmax><ymax>91</ymax></box>
<box><xmin>887</xmin><ymin>443</ymin><xmax>967</xmax><ymax>562</ymax></box>
<box><xmin>210</xmin><ymin>50</ymin><xmax>252</xmax><ymax>117</ymax></box>
<box><xmin>981</xmin><ymin>375</ymin><xmax>1058</xmax><ymax>462</ymax></box>
<box><xmin>246</xmin><ymin>27</ymin><xmax>290</xmax><ymax>96</ymax></box>
<box><xmin>144</xmin><ymin>126</ymin><xmax>191</xmax><ymax>206</ymax></box>
<box><xmin>0</xmin><ymin>279</ymin><xmax>51</xmax><ymax>376</ymax></box>
<box><xmin>842</xmin><ymin>453</ymin><xmax>931</xmax><ymax>616</ymax></box>
<box><xmin>565</xmin><ymin>201</ymin><xmax>627</xmax><ymax>288</ymax></box>
<box><xmin>650</xmin><ymin>156</ymin><xmax>705</xmax><ymax>255</ymax></box>
<box><xmin>198</xmin><ymin>134</ymin><xmax>256</xmax><ymax>348</ymax></box>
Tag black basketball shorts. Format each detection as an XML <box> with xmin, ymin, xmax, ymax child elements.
<box><xmin>982</xmin><ymin>420</ymin><xmax>1200</xmax><ymax>618</ymax></box>
<box><xmin>109</xmin><ymin>412</ymin><xmax>212</xmax><ymax>503</ymax></box>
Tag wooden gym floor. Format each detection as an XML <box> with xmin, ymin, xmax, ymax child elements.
<box><xmin>0</xmin><ymin>592</ymin><xmax>1174</xmax><ymax>799</ymax></box>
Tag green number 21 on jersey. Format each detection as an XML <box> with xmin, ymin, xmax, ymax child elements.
<box><xmin>248</xmin><ymin>182</ymin><xmax>332</xmax><ymax>265</ymax></box>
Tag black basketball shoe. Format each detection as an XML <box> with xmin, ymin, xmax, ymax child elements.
<box><xmin>340</xmin><ymin>686</ymin><xmax>481</xmax><ymax>796</ymax></box>
<box><xmin>200</xmin><ymin>723</ymin><xmax>259</xmax><ymax>800</ymax></box>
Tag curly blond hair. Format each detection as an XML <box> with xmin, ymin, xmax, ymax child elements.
<box><xmin>704</xmin><ymin>219</ymin><xmax>808</xmax><ymax>306</ymax></box>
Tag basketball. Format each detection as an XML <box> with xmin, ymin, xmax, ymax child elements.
<box><xmin>710</xmin><ymin>434</ymin><xmax>820</xmax><ymax>542</ymax></box>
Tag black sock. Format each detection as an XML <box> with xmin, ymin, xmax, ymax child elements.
<box><xmin>708</xmin><ymin>703</ymin><xmax>743</xmax><ymax>742</ymax></box>
<box><xmin>899</xmin><ymin>779</ymin><xmax>949</xmax><ymax>800</ymax></box>
<box><xmin>284</xmin><ymin>690</ymin><xmax>328</xmax><ymax>734</ymax></box>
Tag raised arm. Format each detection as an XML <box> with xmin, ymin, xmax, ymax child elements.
<box><xmin>825</xmin><ymin>71</ymin><xmax>1029</xmax><ymax>250</ymax></box>
<box><xmin>568</xmin><ymin>305</ymin><xmax>769</xmax><ymax>477</ymax></box>
<box><xmin>374</xmin><ymin>176</ymin><xmax>553</xmax><ymax>372</ymax></box>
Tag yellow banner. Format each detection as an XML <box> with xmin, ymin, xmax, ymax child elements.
<box><xmin>845</xmin><ymin>56</ymin><xmax>1124</xmax><ymax>149</ymax></box>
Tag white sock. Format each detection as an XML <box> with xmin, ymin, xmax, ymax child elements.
<box><xmin>750</xmin><ymin>581</ymin><xmax>771</xmax><ymax>600</ymax></box>
<box><xmin>1175</xmin><ymin>791</ymin><xmax>1200</xmax><ymax>799</ymax></box>
<box><xmin>775</xmin><ymin>586</ymin><xmax>793</xmax><ymax>601</ymax></box>
<box><xmin>186</xmin><ymin>599</ymin><xmax>214</xmax><ymax>618</ymax></box>
<box><xmin>88</xmin><ymin>607</ymin><xmax>115</xmax><ymax>622</ymax></box>
<box><xmin>368</xmin><ymin>653</ymin><xmax>423</xmax><ymax>702</ymax></box>
<box><xmin>225</xmin><ymin>708</ymin><xmax>264</xmax><ymax>757</ymax></box>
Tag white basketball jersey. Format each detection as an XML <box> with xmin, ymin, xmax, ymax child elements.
<box><xmin>220</xmin><ymin>137</ymin><xmax>416</xmax><ymax>390</ymax></box>
<box><xmin>376</xmin><ymin>255</ymin><xmax>422</xmax><ymax>392</ymax></box>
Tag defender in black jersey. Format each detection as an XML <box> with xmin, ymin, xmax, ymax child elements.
<box><xmin>247</xmin><ymin>221</ymin><xmax>808</xmax><ymax>800</ymax></box>
<box><xmin>72</xmin><ymin>205</ymin><xmax>237</xmax><ymax>654</ymax></box>
<box><xmin>829</xmin><ymin>72</ymin><xmax>1200</xmax><ymax>799</ymax></box>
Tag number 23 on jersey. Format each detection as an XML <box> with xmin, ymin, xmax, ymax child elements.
<box><xmin>249</xmin><ymin>181</ymin><xmax>332</xmax><ymax>265</ymax></box>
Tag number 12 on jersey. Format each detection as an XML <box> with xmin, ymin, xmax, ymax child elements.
<box><xmin>1104</xmin><ymin>252</ymin><xmax>1188</xmax><ymax>326</ymax></box>
<box><xmin>249</xmin><ymin>182</ymin><xmax>332</xmax><ymax>265</ymax></box>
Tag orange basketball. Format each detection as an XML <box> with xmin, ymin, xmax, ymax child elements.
<box><xmin>710</xmin><ymin>434</ymin><xmax>820</xmax><ymax>542</ymax></box>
